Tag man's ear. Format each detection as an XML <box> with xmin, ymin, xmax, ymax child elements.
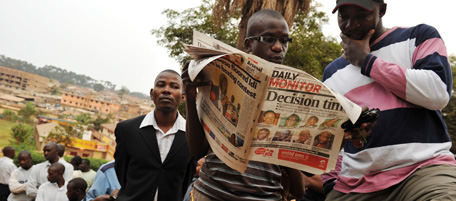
<box><xmin>379</xmin><ymin>3</ymin><xmax>387</xmax><ymax>18</ymax></box>
<box><xmin>244</xmin><ymin>38</ymin><xmax>252</xmax><ymax>53</ymax></box>
<box><xmin>181</xmin><ymin>93</ymin><xmax>185</xmax><ymax>103</ymax></box>
<box><xmin>150</xmin><ymin>88</ymin><xmax>154</xmax><ymax>100</ymax></box>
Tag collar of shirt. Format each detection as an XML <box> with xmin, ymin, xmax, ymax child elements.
<box><xmin>43</xmin><ymin>160</ymin><xmax>52</xmax><ymax>167</ymax></box>
<box><xmin>1</xmin><ymin>156</ymin><xmax>13</xmax><ymax>164</ymax></box>
<box><xmin>139</xmin><ymin>109</ymin><xmax>186</xmax><ymax>135</ymax></box>
<box><xmin>58</xmin><ymin>157</ymin><xmax>67</xmax><ymax>164</ymax></box>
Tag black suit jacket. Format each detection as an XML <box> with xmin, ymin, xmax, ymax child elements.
<box><xmin>114</xmin><ymin>115</ymin><xmax>195</xmax><ymax>201</ymax></box>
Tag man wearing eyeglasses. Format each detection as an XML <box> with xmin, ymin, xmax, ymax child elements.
<box><xmin>182</xmin><ymin>9</ymin><xmax>306</xmax><ymax>201</ymax></box>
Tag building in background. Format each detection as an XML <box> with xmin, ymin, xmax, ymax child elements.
<box><xmin>0</xmin><ymin>65</ymin><xmax>52</xmax><ymax>93</ymax></box>
<box><xmin>60</xmin><ymin>91</ymin><xmax>121</xmax><ymax>115</ymax></box>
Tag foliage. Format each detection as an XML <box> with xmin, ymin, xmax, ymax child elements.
<box><xmin>46</xmin><ymin>124</ymin><xmax>84</xmax><ymax>146</ymax></box>
<box><xmin>10</xmin><ymin>144</ymin><xmax>46</xmax><ymax>166</ymax></box>
<box><xmin>18</xmin><ymin>102</ymin><xmax>37</xmax><ymax>120</ymax></box>
<box><xmin>92</xmin><ymin>115</ymin><xmax>111</xmax><ymax>131</ymax></box>
<box><xmin>50</xmin><ymin>85</ymin><xmax>60</xmax><ymax>95</ymax></box>
<box><xmin>212</xmin><ymin>0</ymin><xmax>311</xmax><ymax>50</ymax></box>
<box><xmin>151</xmin><ymin>1</ymin><xmax>340</xmax><ymax>79</ymax></box>
<box><xmin>442</xmin><ymin>54</ymin><xmax>456</xmax><ymax>154</ymax></box>
<box><xmin>178</xmin><ymin>101</ymin><xmax>187</xmax><ymax>119</ymax></box>
<box><xmin>2</xmin><ymin>109</ymin><xmax>18</xmax><ymax>121</ymax></box>
<box><xmin>93</xmin><ymin>83</ymin><xmax>105</xmax><ymax>92</ymax></box>
<box><xmin>87</xmin><ymin>157</ymin><xmax>109</xmax><ymax>172</ymax></box>
<box><xmin>0</xmin><ymin>55</ymin><xmax>113</xmax><ymax>93</ymax></box>
<box><xmin>11</xmin><ymin>144</ymin><xmax>107</xmax><ymax>171</ymax></box>
<box><xmin>0</xmin><ymin>120</ymin><xmax>18</xmax><ymax>147</ymax></box>
<box><xmin>284</xmin><ymin>4</ymin><xmax>341</xmax><ymax>79</ymax></box>
<box><xmin>129</xmin><ymin>91</ymin><xmax>150</xmax><ymax>100</ymax></box>
<box><xmin>77</xmin><ymin>113</ymin><xmax>92</xmax><ymax>125</ymax></box>
<box><xmin>151</xmin><ymin>0</ymin><xmax>239</xmax><ymax>66</ymax></box>
<box><xmin>117</xmin><ymin>86</ymin><xmax>130</xmax><ymax>100</ymax></box>
<box><xmin>9</xmin><ymin>123</ymin><xmax>34</xmax><ymax>146</ymax></box>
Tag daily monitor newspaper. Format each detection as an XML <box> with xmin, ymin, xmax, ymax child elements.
<box><xmin>185</xmin><ymin>30</ymin><xmax>362</xmax><ymax>174</ymax></box>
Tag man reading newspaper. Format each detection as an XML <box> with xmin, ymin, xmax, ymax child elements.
<box><xmin>182</xmin><ymin>9</ymin><xmax>307</xmax><ymax>201</ymax></box>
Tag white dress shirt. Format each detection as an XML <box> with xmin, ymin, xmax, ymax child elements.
<box><xmin>7</xmin><ymin>166</ymin><xmax>33</xmax><ymax>201</ymax></box>
<box><xmin>0</xmin><ymin>157</ymin><xmax>16</xmax><ymax>185</ymax></box>
<box><xmin>139</xmin><ymin>110</ymin><xmax>186</xmax><ymax>201</ymax></box>
<box><xmin>26</xmin><ymin>158</ymin><xmax>73</xmax><ymax>198</ymax></box>
<box><xmin>35</xmin><ymin>181</ymin><xmax>68</xmax><ymax>201</ymax></box>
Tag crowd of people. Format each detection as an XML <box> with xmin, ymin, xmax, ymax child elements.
<box><xmin>1</xmin><ymin>0</ymin><xmax>455</xmax><ymax>200</ymax></box>
<box><xmin>0</xmin><ymin>143</ymin><xmax>120</xmax><ymax>201</ymax></box>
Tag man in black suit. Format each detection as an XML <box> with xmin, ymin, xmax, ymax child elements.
<box><xmin>114</xmin><ymin>69</ymin><xmax>195</xmax><ymax>201</ymax></box>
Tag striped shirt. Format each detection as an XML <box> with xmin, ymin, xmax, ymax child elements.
<box><xmin>194</xmin><ymin>153</ymin><xmax>283</xmax><ymax>200</ymax></box>
<box><xmin>322</xmin><ymin>24</ymin><xmax>455</xmax><ymax>193</ymax></box>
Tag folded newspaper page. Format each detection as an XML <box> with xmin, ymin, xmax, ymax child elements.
<box><xmin>185</xmin><ymin>30</ymin><xmax>362</xmax><ymax>174</ymax></box>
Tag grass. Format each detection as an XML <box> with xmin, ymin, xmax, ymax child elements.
<box><xmin>0</xmin><ymin>120</ymin><xmax>18</xmax><ymax>147</ymax></box>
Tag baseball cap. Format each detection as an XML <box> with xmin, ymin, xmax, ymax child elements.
<box><xmin>332</xmin><ymin>0</ymin><xmax>379</xmax><ymax>13</ymax></box>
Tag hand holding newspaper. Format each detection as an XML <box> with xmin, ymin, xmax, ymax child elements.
<box><xmin>184</xmin><ymin>30</ymin><xmax>362</xmax><ymax>174</ymax></box>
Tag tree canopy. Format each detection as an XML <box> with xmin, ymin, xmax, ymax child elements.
<box><xmin>152</xmin><ymin>1</ymin><xmax>340</xmax><ymax>78</ymax></box>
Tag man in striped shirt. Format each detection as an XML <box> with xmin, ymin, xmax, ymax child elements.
<box><xmin>322</xmin><ymin>0</ymin><xmax>456</xmax><ymax>200</ymax></box>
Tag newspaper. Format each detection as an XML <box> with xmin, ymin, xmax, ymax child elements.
<box><xmin>185</xmin><ymin>30</ymin><xmax>362</xmax><ymax>174</ymax></box>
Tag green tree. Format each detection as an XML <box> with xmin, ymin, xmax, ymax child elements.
<box><xmin>212</xmin><ymin>0</ymin><xmax>311</xmax><ymax>51</ymax></box>
<box><xmin>151</xmin><ymin>1</ymin><xmax>340</xmax><ymax>78</ymax></box>
<box><xmin>151</xmin><ymin>0</ymin><xmax>239</xmax><ymax>66</ymax></box>
<box><xmin>92</xmin><ymin>115</ymin><xmax>111</xmax><ymax>131</ymax></box>
<box><xmin>77</xmin><ymin>113</ymin><xmax>92</xmax><ymax>125</ymax></box>
<box><xmin>18</xmin><ymin>102</ymin><xmax>37</xmax><ymax>122</ymax></box>
<box><xmin>50</xmin><ymin>85</ymin><xmax>60</xmax><ymax>95</ymax></box>
<box><xmin>46</xmin><ymin>124</ymin><xmax>83</xmax><ymax>147</ymax></box>
<box><xmin>117</xmin><ymin>86</ymin><xmax>130</xmax><ymax>100</ymax></box>
<box><xmin>2</xmin><ymin>109</ymin><xmax>17</xmax><ymax>121</ymax></box>
<box><xmin>93</xmin><ymin>83</ymin><xmax>105</xmax><ymax>92</ymax></box>
<box><xmin>10</xmin><ymin>123</ymin><xmax>34</xmax><ymax>145</ymax></box>
<box><xmin>284</xmin><ymin>4</ymin><xmax>341</xmax><ymax>79</ymax></box>
<box><xmin>178</xmin><ymin>101</ymin><xmax>186</xmax><ymax>119</ymax></box>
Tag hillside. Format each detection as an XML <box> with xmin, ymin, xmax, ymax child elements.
<box><xmin>0</xmin><ymin>54</ymin><xmax>149</xmax><ymax>100</ymax></box>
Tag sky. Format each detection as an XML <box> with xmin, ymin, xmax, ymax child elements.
<box><xmin>0</xmin><ymin>0</ymin><xmax>455</xmax><ymax>94</ymax></box>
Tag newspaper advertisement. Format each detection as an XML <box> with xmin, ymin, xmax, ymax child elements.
<box><xmin>185</xmin><ymin>30</ymin><xmax>362</xmax><ymax>174</ymax></box>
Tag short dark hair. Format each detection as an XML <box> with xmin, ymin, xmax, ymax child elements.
<box><xmin>158</xmin><ymin>69</ymin><xmax>180</xmax><ymax>77</ymax></box>
<box><xmin>246</xmin><ymin>9</ymin><xmax>286</xmax><ymax>37</ymax></box>
<box><xmin>71</xmin><ymin>156</ymin><xmax>82</xmax><ymax>165</ymax></box>
<box><xmin>18</xmin><ymin>150</ymin><xmax>31</xmax><ymax>158</ymax></box>
<box><xmin>50</xmin><ymin>162</ymin><xmax>66</xmax><ymax>174</ymax></box>
<box><xmin>57</xmin><ymin>144</ymin><xmax>65</xmax><ymax>157</ymax></box>
<box><xmin>68</xmin><ymin>177</ymin><xmax>88</xmax><ymax>192</ymax></box>
<box><xmin>81</xmin><ymin>158</ymin><xmax>90</xmax><ymax>165</ymax></box>
<box><xmin>2</xmin><ymin>146</ymin><xmax>15</xmax><ymax>157</ymax></box>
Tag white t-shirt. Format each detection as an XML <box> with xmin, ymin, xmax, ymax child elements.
<box><xmin>35</xmin><ymin>181</ymin><xmax>68</xmax><ymax>201</ymax></box>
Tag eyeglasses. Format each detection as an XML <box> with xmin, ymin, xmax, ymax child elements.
<box><xmin>248</xmin><ymin>36</ymin><xmax>293</xmax><ymax>45</ymax></box>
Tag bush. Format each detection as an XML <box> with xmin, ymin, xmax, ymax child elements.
<box><xmin>2</xmin><ymin>109</ymin><xmax>18</xmax><ymax>121</ymax></box>
<box><xmin>10</xmin><ymin>144</ymin><xmax>45</xmax><ymax>166</ymax></box>
<box><xmin>11</xmin><ymin>144</ymin><xmax>109</xmax><ymax>171</ymax></box>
